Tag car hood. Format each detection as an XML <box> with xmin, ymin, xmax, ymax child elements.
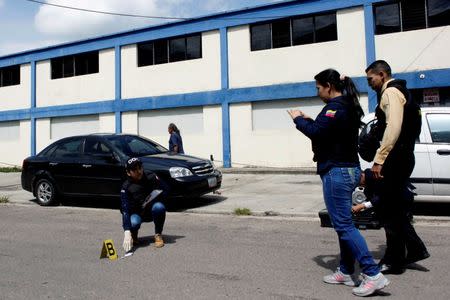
<box><xmin>139</xmin><ymin>152</ymin><xmax>209</xmax><ymax>168</ymax></box>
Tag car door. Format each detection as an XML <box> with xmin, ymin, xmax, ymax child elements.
<box><xmin>411</xmin><ymin>112</ymin><xmax>433</xmax><ymax>196</ymax></box>
<box><xmin>47</xmin><ymin>137</ymin><xmax>84</xmax><ymax>195</ymax></box>
<box><xmin>80</xmin><ymin>137</ymin><xmax>125</xmax><ymax>197</ymax></box>
<box><xmin>426</xmin><ymin>112</ymin><xmax>450</xmax><ymax>196</ymax></box>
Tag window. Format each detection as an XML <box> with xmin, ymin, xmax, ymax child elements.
<box><xmin>0</xmin><ymin>65</ymin><xmax>20</xmax><ymax>87</ymax></box>
<box><xmin>0</xmin><ymin>121</ymin><xmax>20</xmax><ymax>140</ymax></box>
<box><xmin>52</xmin><ymin>138</ymin><xmax>83</xmax><ymax>158</ymax></box>
<box><xmin>292</xmin><ymin>17</ymin><xmax>314</xmax><ymax>45</ymax></box>
<box><xmin>428</xmin><ymin>0</ymin><xmax>450</xmax><ymax>28</ymax></box>
<box><xmin>272</xmin><ymin>19</ymin><xmax>291</xmax><ymax>48</ymax></box>
<box><xmin>250</xmin><ymin>23</ymin><xmax>271</xmax><ymax>51</ymax></box>
<box><xmin>84</xmin><ymin>138</ymin><xmax>112</xmax><ymax>156</ymax></box>
<box><xmin>427</xmin><ymin>114</ymin><xmax>450</xmax><ymax>143</ymax></box>
<box><xmin>51</xmin><ymin>51</ymin><xmax>99</xmax><ymax>79</ymax></box>
<box><xmin>250</xmin><ymin>12</ymin><xmax>337</xmax><ymax>51</ymax></box>
<box><xmin>374</xmin><ymin>3</ymin><xmax>401</xmax><ymax>34</ymax></box>
<box><xmin>374</xmin><ymin>0</ymin><xmax>450</xmax><ymax>35</ymax></box>
<box><xmin>137</xmin><ymin>34</ymin><xmax>202</xmax><ymax>67</ymax></box>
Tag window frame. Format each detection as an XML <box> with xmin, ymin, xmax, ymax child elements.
<box><xmin>50</xmin><ymin>51</ymin><xmax>99</xmax><ymax>80</ymax></box>
<box><xmin>137</xmin><ymin>33</ymin><xmax>202</xmax><ymax>67</ymax></box>
<box><xmin>250</xmin><ymin>11</ymin><xmax>338</xmax><ymax>52</ymax></box>
<box><xmin>374</xmin><ymin>0</ymin><xmax>449</xmax><ymax>35</ymax></box>
<box><xmin>0</xmin><ymin>65</ymin><xmax>21</xmax><ymax>87</ymax></box>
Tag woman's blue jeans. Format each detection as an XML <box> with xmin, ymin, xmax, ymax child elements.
<box><xmin>321</xmin><ymin>167</ymin><xmax>379</xmax><ymax>276</ymax></box>
<box><xmin>130</xmin><ymin>202</ymin><xmax>166</xmax><ymax>235</ymax></box>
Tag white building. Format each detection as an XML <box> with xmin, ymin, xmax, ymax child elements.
<box><xmin>0</xmin><ymin>0</ymin><xmax>449</xmax><ymax>168</ymax></box>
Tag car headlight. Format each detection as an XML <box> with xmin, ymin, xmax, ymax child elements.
<box><xmin>169</xmin><ymin>167</ymin><xmax>193</xmax><ymax>178</ymax></box>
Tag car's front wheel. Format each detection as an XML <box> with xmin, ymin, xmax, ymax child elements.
<box><xmin>35</xmin><ymin>178</ymin><xmax>58</xmax><ymax>206</ymax></box>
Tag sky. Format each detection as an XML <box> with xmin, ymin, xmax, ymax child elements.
<box><xmin>0</xmin><ymin>0</ymin><xmax>281</xmax><ymax>57</ymax></box>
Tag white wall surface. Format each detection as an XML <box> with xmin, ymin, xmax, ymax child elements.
<box><xmin>122</xmin><ymin>111</ymin><xmax>138</xmax><ymax>134</ymax></box>
<box><xmin>0</xmin><ymin>120</ymin><xmax>30</xmax><ymax>166</ymax></box>
<box><xmin>36</xmin><ymin>49</ymin><xmax>115</xmax><ymax>107</ymax></box>
<box><xmin>228</xmin><ymin>7</ymin><xmax>367</xmax><ymax>88</ymax></box>
<box><xmin>0</xmin><ymin>64</ymin><xmax>31</xmax><ymax>111</ymax></box>
<box><xmin>121</xmin><ymin>30</ymin><xmax>221</xmax><ymax>99</ymax></box>
<box><xmin>376</xmin><ymin>26</ymin><xmax>450</xmax><ymax>73</ymax></box>
<box><xmin>136</xmin><ymin>105</ymin><xmax>222</xmax><ymax>165</ymax></box>
<box><xmin>230</xmin><ymin>95</ymin><xmax>369</xmax><ymax>168</ymax></box>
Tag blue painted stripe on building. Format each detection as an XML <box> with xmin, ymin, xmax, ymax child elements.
<box><xmin>0</xmin><ymin>0</ymin><xmax>385</xmax><ymax>67</ymax></box>
<box><xmin>31</xmin><ymin>117</ymin><xmax>36</xmax><ymax>156</ymax></box>
<box><xmin>220</xmin><ymin>27</ymin><xmax>231</xmax><ymax>167</ymax></box>
<box><xmin>221</xmin><ymin>102</ymin><xmax>231</xmax><ymax>168</ymax></box>
<box><xmin>31</xmin><ymin>61</ymin><xmax>36</xmax><ymax>155</ymax></box>
<box><xmin>220</xmin><ymin>28</ymin><xmax>229</xmax><ymax>90</ymax></box>
<box><xmin>115</xmin><ymin>45</ymin><xmax>122</xmax><ymax>134</ymax></box>
<box><xmin>363</xmin><ymin>3</ymin><xmax>378</xmax><ymax>112</ymax></box>
<box><xmin>1</xmin><ymin>68</ymin><xmax>449</xmax><ymax>122</ymax></box>
<box><xmin>0</xmin><ymin>109</ymin><xmax>30</xmax><ymax>122</ymax></box>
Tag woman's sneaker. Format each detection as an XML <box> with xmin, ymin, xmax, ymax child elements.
<box><xmin>352</xmin><ymin>273</ymin><xmax>390</xmax><ymax>297</ymax></box>
<box><xmin>323</xmin><ymin>268</ymin><xmax>356</xmax><ymax>286</ymax></box>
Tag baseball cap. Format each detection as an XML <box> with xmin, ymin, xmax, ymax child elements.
<box><xmin>126</xmin><ymin>157</ymin><xmax>142</xmax><ymax>170</ymax></box>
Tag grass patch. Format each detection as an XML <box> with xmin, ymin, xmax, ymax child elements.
<box><xmin>0</xmin><ymin>167</ymin><xmax>21</xmax><ymax>173</ymax></box>
<box><xmin>0</xmin><ymin>195</ymin><xmax>9</xmax><ymax>204</ymax></box>
<box><xmin>234</xmin><ymin>207</ymin><xmax>251</xmax><ymax>216</ymax></box>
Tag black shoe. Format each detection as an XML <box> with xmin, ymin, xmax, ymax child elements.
<box><xmin>405</xmin><ymin>251</ymin><xmax>430</xmax><ymax>265</ymax></box>
<box><xmin>379</xmin><ymin>263</ymin><xmax>405</xmax><ymax>275</ymax></box>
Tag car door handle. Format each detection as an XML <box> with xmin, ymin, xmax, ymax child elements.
<box><xmin>82</xmin><ymin>164</ymin><xmax>92</xmax><ymax>168</ymax></box>
<box><xmin>437</xmin><ymin>149</ymin><xmax>450</xmax><ymax>155</ymax></box>
<box><xmin>49</xmin><ymin>162</ymin><xmax>58</xmax><ymax>166</ymax></box>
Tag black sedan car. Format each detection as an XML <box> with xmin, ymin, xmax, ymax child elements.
<box><xmin>21</xmin><ymin>133</ymin><xmax>222</xmax><ymax>206</ymax></box>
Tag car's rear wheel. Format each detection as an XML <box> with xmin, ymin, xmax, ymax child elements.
<box><xmin>35</xmin><ymin>178</ymin><xmax>58</xmax><ymax>206</ymax></box>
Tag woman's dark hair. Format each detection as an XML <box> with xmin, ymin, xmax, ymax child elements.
<box><xmin>168</xmin><ymin>123</ymin><xmax>180</xmax><ymax>134</ymax></box>
<box><xmin>314</xmin><ymin>68</ymin><xmax>364</xmax><ymax>126</ymax></box>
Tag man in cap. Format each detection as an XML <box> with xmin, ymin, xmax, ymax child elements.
<box><xmin>121</xmin><ymin>157</ymin><xmax>166</xmax><ymax>252</ymax></box>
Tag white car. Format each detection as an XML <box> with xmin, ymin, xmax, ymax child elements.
<box><xmin>355</xmin><ymin>107</ymin><xmax>450</xmax><ymax>203</ymax></box>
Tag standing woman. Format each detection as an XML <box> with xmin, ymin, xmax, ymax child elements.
<box><xmin>288</xmin><ymin>69</ymin><xmax>389</xmax><ymax>297</ymax></box>
<box><xmin>168</xmin><ymin>123</ymin><xmax>184</xmax><ymax>154</ymax></box>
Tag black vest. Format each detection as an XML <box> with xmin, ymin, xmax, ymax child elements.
<box><xmin>374</xmin><ymin>80</ymin><xmax>421</xmax><ymax>155</ymax></box>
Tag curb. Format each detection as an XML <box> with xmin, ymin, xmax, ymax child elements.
<box><xmin>218</xmin><ymin>167</ymin><xmax>316</xmax><ymax>175</ymax></box>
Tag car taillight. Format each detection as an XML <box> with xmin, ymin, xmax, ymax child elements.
<box><xmin>22</xmin><ymin>159</ymin><xmax>28</xmax><ymax>170</ymax></box>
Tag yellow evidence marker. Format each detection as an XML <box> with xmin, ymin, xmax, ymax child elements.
<box><xmin>100</xmin><ymin>239</ymin><xmax>118</xmax><ymax>260</ymax></box>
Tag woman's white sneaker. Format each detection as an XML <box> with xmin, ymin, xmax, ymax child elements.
<box><xmin>352</xmin><ymin>273</ymin><xmax>390</xmax><ymax>297</ymax></box>
<box><xmin>323</xmin><ymin>268</ymin><xmax>356</xmax><ymax>286</ymax></box>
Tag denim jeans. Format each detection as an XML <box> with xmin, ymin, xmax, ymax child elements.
<box><xmin>130</xmin><ymin>201</ymin><xmax>166</xmax><ymax>235</ymax></box>
<box><xmin>321</xmin><ymin>167</ymin><xmax>379</xmax><ymax>276</ymax></box>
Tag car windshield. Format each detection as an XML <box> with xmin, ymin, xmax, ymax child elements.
<box><xmin>105</xmin><ymin>135</ymin><xmax>168</xmax><ymax>157</ymax></box>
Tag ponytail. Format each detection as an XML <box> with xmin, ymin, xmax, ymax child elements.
<box><xmin>314</xmin><ymin>69</ymin><xmax>365</xmax><ymax>126</ymax></box>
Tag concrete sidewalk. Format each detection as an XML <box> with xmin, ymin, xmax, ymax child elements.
<box><xmin>2</xmin><ymin>171</ymin><xmax>450</xmax><ymax>225</ymax></box>
<box><xmin>0</xmin><ymin>172</ymin><xmax>324</xmax><ymax>217</ymax></box>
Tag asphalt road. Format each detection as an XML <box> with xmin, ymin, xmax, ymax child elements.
<box><xmin>1</xmin><ymin>205</ymin><xmax>449</xmax><ymax>299</ymax></box>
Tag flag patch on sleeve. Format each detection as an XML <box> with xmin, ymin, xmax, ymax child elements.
<box><xmin>325</xmin><ymin>110</ymin><xmax>336</xmax><ymax>118</ymax></box>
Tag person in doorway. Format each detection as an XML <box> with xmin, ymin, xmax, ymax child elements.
<box><xmin>365</xmin><ymin>60</ymin><xmax>429</xmax><ymax>273</ymax></box>
<box><xmin>288</xmin><ymin>69</ymin><xmax>389</xmax><ymax>297</ymax></box>
<box><xmin>168</xmin><ymin>123</ymin><xmax>184</xmax><ymax>154</ymax></box>
<box><xmin>121</xmin><ymin>157</ymin><xmax>166</xmax><ymax>252</ymax></box>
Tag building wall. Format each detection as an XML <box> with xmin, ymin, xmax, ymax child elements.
<box><xmin>0</xmin><ymin>119</ymin><xmax>30</xmax><ymax>166</ymax></box>
<box><xmin>135</xmin><ymin>105</ymin><xmax>223</xmax><ymax>165</ymax></box>
<box><xmin>228</xmin><ymin>7</ymin><xmax>367</xmax><ymax>88</ymax></box>
<box><xmin>121</xmin><ymin>30</ymin><xmax>221</xmax><ymax>99</ymax></box>
<box><xmin>36</xmin><ymin>49</ymin><xmax>115</xmax><ymax>107</ymax></box>
<box><xmin>0</xmin><ymin>64</ymin><xmax>31</xmax><ymax>111</ymax></box>
<box><xmin>229</xmin><ymin>95</ymin><xmax>369</xmax><ymax>168</ymax></box>
<box><xmin>376</xmin><ymin>26</ymin><xmax>450</xmax><ymax>73</ymax></box>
